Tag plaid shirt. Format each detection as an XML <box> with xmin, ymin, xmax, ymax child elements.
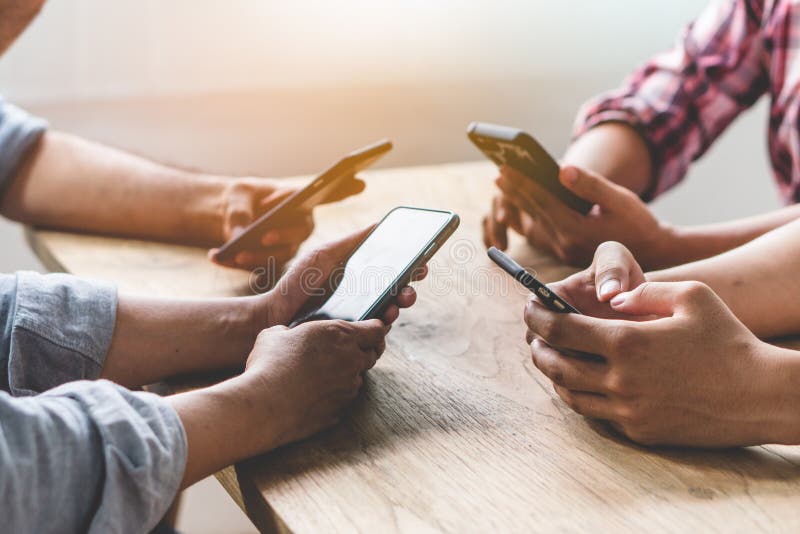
<box><xmin>574</xmin><ymin>0</ymin><xmax>800</xmax><ymax>203</ymax></box>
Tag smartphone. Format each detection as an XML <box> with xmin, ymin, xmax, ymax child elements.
<box><xmin>467</xmin><ymin>122</ymin><xmax>592</xmax><ymax>215</ymax></box>
<box><xmin>487</xmin><ymin>246</ymin><xmax>581</xmax><ymax>314</ymax></box>
<box><xmin>292</xmin><ymin>207</ymin><xmax>460</xmax><ymax>325</ymax></box>
<box><xmin>213</xmin><ymin>139</ymin><xmax>393</xmax><ymax>263</ymax></box>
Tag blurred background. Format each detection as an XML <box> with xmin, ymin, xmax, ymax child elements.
<box><xmin>0</xmin><ymin>1</ymin><xmax>779</xmax><ymax>532</ymax></box>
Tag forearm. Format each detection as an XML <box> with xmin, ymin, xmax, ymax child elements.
<box><xmin>654</xmin><ymin>204</ymin><xmax>800</xmax><ymax>266</ymax></box>
<box><xmin>0</xmin><ymin>130</ymin><xmax>228</xmax><ymax>245</ymax></box>
<box><xmin>647</xmin><ymin>217</ymin><xmax>800</xmax><ymax>338</ymax></box>
<box><xmin>565</xmin><ymin>124</ymin><xmax>800</xmax><ymax>267</ymax></box>
<box><xmin>167</xmin><ymin>374</ymin><xmax>282</xmax><ymax>488</ymax></box>
<box><xmin>101</xmin><ymin>293</ymin><xmax>264</xmax><ymax>387</ymax></box>
<box><xmin>563</xmin><ymin>122</ymin><xmax>653</xmax><ymax>195</ymax></box>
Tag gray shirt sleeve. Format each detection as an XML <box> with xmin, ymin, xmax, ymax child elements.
<box><xmin>0</xmin><ymin>98</ymin><xmax>188</xmax><ymax>531</ymax></box>
<box><xmin>0</xmin><ymin>96</ymin><xmax>47</xmax><ymax>199</ymax></box>
<box><xmin>0</xmin><ymin>271</ymin><xmax>188</xmax><ymax>531</ymax></box>
<box><xmin>1</xmin><ymin>271</ymin><xmax>118</xmax><ymax>395</ymax></box>
<box><xmin>0</xmin><ymin>380</ymin><xmax>187</xmax><ymax>534</ymax></box>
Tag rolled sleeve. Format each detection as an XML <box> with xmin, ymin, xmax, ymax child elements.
<box><xmin>1</xmin><ymin>271</ymin><xmax>118</xmax><ymax>396</ymax></box>
<box><xmin>0</xmin><ymin>97</ymin><xmax>47</xmax><ymax>199</ymax></box>
<box><xmin>0</xmin><ymin>380</ymin><xmax>187</xmax><ymax>534</ymax></box>
<box><xmin>572</xmin><ymin>0</ymin><xmax>768</xmax><ymax>200</ymax></box>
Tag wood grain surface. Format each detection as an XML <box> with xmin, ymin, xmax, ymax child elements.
<box><xmin>28</xmin><ymin>161</ymin><xmax>800</xmax><ymax>533</ymax></box>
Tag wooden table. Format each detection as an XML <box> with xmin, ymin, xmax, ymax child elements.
<box><xmin>27</xmin><ymin>162</ymin><xmax>800</xmax><ymax>533</ymax></box>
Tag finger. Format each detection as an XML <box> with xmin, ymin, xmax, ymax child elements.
<box><xmin>260</xmin><ymin>214</ymin><xmax>315</xmax><ymax>246</ymax></box>
<box><xmin>553</xmin><ymin>384</ymin><xmax>616</xmax><ymax>420</ymax></box>
<box><xmin>482</xmin><ymin>215</ymin><xmax>490</xmax><ymax>248</ymax></box>
<box><xmin>610</xmin><ymin>281</ymin><xmax>708</xmax><ymax>316</ymax></box>
<box><xmin>498</xmin><ymin>166</ymin><xmax>579</xmax><ymax>230</ymax></box>
<box><xmin>395</xmin><ymin>286</ymin><xmax>417</xmax><ymax>308</ymax></box>
<box><xmin>351</xmin><ymin>318</ymin><xmax>389</xmax><ymax>350</ymax></box>
<box><xmin>592</xmin><ymin>241</ymin><xmax>640</xmax><ymax>301</ymax></box>
<box><xmin>495</xmin><ymin>174</ymin><xmax>543</xmax><ymax>225</ymax></box>
<box><xmin>559</xmin><ymin>166</ymin><xmax>626</xmax><ymax>211</ymax></box>
<box><xmin>361</xmin><ymin>347</ymin><xmax>380</xmax><ymax>371</ymax></box>
<box><xmin>276</xmin><ymin>225</ymin><xmax>372</xmax><ymax>297</ymax></box>
<box><xmin>494</xmin><ymin>176</ymin><xmax>567</xmax><ymax>247</ymax></box>
<box><xmin>409</xmin><ymin>264</ymin><xmax>428</xmax><ymax>282</ymax></box>
<box><xmin>524</xmin><ymin>298</ymin><xmax>618</xmax><ymax>355</ymax></box>
<box><xmin>499</xmin><ymin>196</ymin><xmax>523</xmax><ymax>233</ymax></box>
<box><xmin>381</xmin><ymin>304</ymin><xmax>400</xmax><ymax>325</ymax></box>
<box><xmin>323</xmin><ymin>176</ymin><xmax>366</xmax><ymax>203</ymax></box>
<box><xmin>268</xmin><ymin>227</ymin><xmax>373</xmax><ymax>320</ymax></box>
<box><xmin>258</xmin><ymin>185</ymin><xmax>294</xmax><ymax>207</ymax></box>
<box><xmin>489</xmin><ymin>195</ymin><xmax>509</xmax><ymax>250</ymax></box>
<box><xmin>231</xmin><ymin>245</ymin><xmax>298</xmax><ymax>270</ymax></box>
<box><xmin>519</xmin><ymin>213</ymin><xmax>557</xmax><ymax>254</ymax></box>
<box><xmin>526</xmin><ymin>328</ymin><xmax>535</xmax><ymax>345</ymax></box>
<box><xmin>531</xmin><ymin>338</ymin><xmax>609</xmax><ymax>393</ymax></box>
<box><xmin>482</xmin><ymin>215</ymin><xmax>496</xmax><ymax>249</ymax></box>
<box><xmin>224</xmin><ymin>189</ymin><xmax>256</xmax><ymax>239</ymax></box>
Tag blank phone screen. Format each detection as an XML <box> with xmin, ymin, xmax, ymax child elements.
<box><xmin>308</xmin><ymin>208</ymin><xmax>452</xmax><ymax>322</ymax></box>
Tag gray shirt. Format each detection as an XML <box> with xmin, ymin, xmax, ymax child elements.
<box><xmin>0</xmin><ymin>98</ymin><xmax>187</xmax><ymax>533</ymax></box>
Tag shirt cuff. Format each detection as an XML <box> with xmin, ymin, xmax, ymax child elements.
<box><xmin>0</xmin><ymin>99</ymin><xmax>47</xmax><ymax>200</ymax></box>
<box><xmin>8</xmin><ymin>272</ymin><xmax>118</xmax><ymax>396</ymax></box>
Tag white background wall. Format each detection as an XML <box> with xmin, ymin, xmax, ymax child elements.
<box><xmin>2</xmin><ymin>0</ymin><xmax>702</xmax><ymax>103</ymax></box>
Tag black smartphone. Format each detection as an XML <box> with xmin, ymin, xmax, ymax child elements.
<box><xmin>487</xmin><ymin>247</ymin><xmax>581</xmax><ymax>314</ymax></box>
<box><xmin>213</xmin><ymin>139</ymin><xmax>393</xmax><ymax>263</ymax></box>
<box><xmin>467</xmin><ymin>122</ymin><xmax>592</xmax><ymax>215</ymax></box>
<box><xmin>292</xmin><ymin>206</ymin><xmax>460</xmax><ymax>325</ymax></box>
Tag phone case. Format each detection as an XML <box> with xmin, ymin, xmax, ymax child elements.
<box><xmin>467</xmin><ymin>122</ymin><xmax>592</xmax><ymax>215</ymax></box>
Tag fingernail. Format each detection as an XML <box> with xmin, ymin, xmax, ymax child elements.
<box><xmin>561</xmin><ymin>167</ymin><xmax>578</xmax><ymax>185</ymax></box>
<box><xmin>599</xmin><ymin>279</ymin><xmax>621</xmax><ymax>298</ymax></box>
<box><xmin>610</xmin><ymin>293</ymin><xmax>626</xmax><ymax>307</ymax></box>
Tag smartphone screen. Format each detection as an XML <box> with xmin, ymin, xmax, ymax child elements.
<box><xmin>299</xmin><ymin>207</ymin><xmax>456</xmax><ymax>323</ymax></box>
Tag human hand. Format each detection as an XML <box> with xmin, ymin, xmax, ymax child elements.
<box><xmin>242</xmin><ymin>318</ymin><xmax>388</xmax><ymax>449</ymax></box>
<box><xmin>485</xmin><ymin>165</ymin><xmax>673</xmax><ymax>269</ymax></box>
<box><xmin>546</xmin><ymin>241</ymin><xmax>647</xmax><ymax>320</ymax></box>
<box><xmin>524</xmin><ymin>281</ymin><xmax>798</xmax><ymax>447</ymax></box>
<box><xmin>257</xmin><ymin>226</ymin><xmax>427</xmax><ymax>328</ymax></box>
<box><xmin>209</xmin><ymin>175</ymin><xmax>365</xmax><ymax>270</ymax></box>
<box><xmin>483</xmin><ymin>193</ymin><xmax>557</xmax><ymax>255</ymax></box>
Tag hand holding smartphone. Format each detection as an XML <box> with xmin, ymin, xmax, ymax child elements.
<box><xmin>468</xmin><ymin>122</ymin><xmax>592</xmax><ymax>215</ymax></box>
<box><xmin>213</xmin><ymin>139</ymin><xmax>393</xmax><ymax>264</ymax></box>
<box><xmin>292</xmin><ymin>206</ymin><xmax>460</xmax><ymax>325</ymax></box>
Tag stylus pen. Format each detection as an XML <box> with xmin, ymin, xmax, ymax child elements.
<box><xmin>487</xmin><ymin>247</ymin><xmax>581</xmax><ymax>314</ymax></box>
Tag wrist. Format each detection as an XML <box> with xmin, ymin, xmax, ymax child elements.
<box><xmin>221</xmin><ymin>372</ymin><xmax>292</xmax><ymax>451</ymax></box>
<box><xmin>168</xmin><ymin>374</ymin><xmax>285</xmax><ymax>485</ymax></box>
<box><xmin>637</xmin><ymin>222</ymin><xmax>683</xmax><ymax>270</ymax></box>
<box><xmin>758</xmin><ymin>343</ymin><xmax>800</xmax><ymax>445</ymax></box>
<box><xmin>248</xmin><ymin>292</ymin><xmax>277</xmax><ymax>334</ymax></box>
<box><xmin>175</xmin><ymin>172</ymin><xmax>229</xmax><ymax>246</ymax></box>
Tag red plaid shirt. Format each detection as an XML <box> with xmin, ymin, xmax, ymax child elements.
<box><xmin>574</xmin><ymin>0</ymin><xmax>800</xmax><ymax>203</ymax></box>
